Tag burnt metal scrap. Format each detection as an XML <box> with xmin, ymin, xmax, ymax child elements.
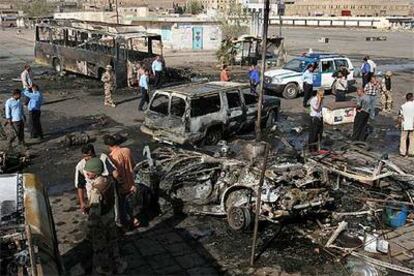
<box><xmin>136</xmin><ymin>144</ymin><xmax>333</xmax><ymax>230</ymax></box>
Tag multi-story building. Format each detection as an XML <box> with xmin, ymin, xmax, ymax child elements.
<box><xmin>82</xmin><ymin>0</ymin><xmax>186</xmax><ymax>10</ymax></box>
<box><xmin>286</xmin><ymin>0</ymin><xmax>413</xmax><ymax>17</ymax></box>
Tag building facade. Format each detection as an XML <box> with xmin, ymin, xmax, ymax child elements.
<box><xmin>286</xmin><ymin>0</ymin><xmax>413</xmax><ymax>17</ymax></box>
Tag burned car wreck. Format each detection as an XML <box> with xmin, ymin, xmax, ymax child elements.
<box><xmin>135</xmin><ymin>144</ymin><xmax>333</xmax><ymax>230</ymax></box>
<box><xmin>140</xmin><ymin>81</ymin><xmax>281</xmax><ymax>145</ymax></box>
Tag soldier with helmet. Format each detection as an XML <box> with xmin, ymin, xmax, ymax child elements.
<box><xmin>101</xmin><ymin>65</ymin><xmax>116</xmax><ymax>108</ymax></box>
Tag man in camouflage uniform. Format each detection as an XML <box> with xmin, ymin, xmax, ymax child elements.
<box><xmin>381</xmin><ymin>71</ymin><xmax>393</xmax><ymax>112</ymax></box>
<box><xmin>101</xmin><ymin>65</ymin><xmax>116</xmax><ymax>108</ymax></box>
<box><xmin>84</xmin><ymin>157</ymin><xmax>127</xmax><ymax>275</ymax></box>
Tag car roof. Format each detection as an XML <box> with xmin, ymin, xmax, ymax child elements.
<box><xmin>294</xmin><ymin>53</ymin><xmax>347</xmax><ymax>63</ymax></box>
<box><xmin>162</xmin><ymin>81</ymin><xmax>249</xmax><ymax>96</ymax></box>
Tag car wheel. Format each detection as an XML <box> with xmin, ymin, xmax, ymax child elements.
<box><xmin>227</xmin><ymin>206</ymin><xmax>252</xmax><ymax>231</ymax></box>
<box><xmin>282</xmin><ymin>83</ymin><xmax>299</xmax><ymax>99</ymax></box>
<box><xmin>53</xmin><ymin>58</ymin><xmax>62</xmax><ymax>73</ymax></box>
<box><xmin>265</xmin><ymin>109</ymin><xmax>278</xmax><ymax>128</ymax></box>
<box><xmin>203</xmin><ymin>126</ymin><xmax>222</xmax><ymax>145</ymax></box>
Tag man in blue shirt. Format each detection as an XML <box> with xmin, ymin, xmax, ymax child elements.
<box><xmin>248</xmin><ymin>65</ymin><xmax>260</xmax><ymax>94</ymax></box>
<box><xmin>151</xmin><ymin>56</ymin><xmax>163</xmax><ymax>89</ymax></box>
<box><xmin>302</xmin><ymin>64</ymin><xmax>315</xmax><ymax>108</ymax></box>
<box><xmin>5</xmin><ymin>89</ymin><xmax>25</xmax><ymax>146</ymax></box>
<box><xmin>360</xmin><ymin>57</ymin><xmax>371</xmax><ymax>88</ymax></box>
<box><xmin>23</xmin><ymin>84</ymin><xmax>43</xmax><ymax>139</ymax></box>
<box><xmin>138</xmin><ymin>69</ymin><xmax>150</xmax><ymax>111</ymax></box>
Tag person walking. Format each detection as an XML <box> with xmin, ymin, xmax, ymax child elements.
<box><xmin>21</xmin><ymin>64</ymin><xmax>33</xmax><ymax>91</ymax></box>
<box><xmin>334</xmin><ymin>72</ymin><xmax>348</xmax><ymax>102</ymax></box>
<box><xmin>101</xmin><ymin>65</ymin><xmax>116</xmax><ymax>108</ymax></box>
<box><xmin>5</xmin><ymin>89</ymin><xmax>25</xmax><ymax>147</ymax></box>
<box><xmin>83</xmin><ymin>157</ymin><xmax>127</xmax><ymax>275</ymax></box>
<box><xmin>399</xmin><ymin>93</ymin><xmax>414</xmax><ymax>157</ymax></box>
<box><xmin>302</xmin><ymin>64</ymin><xmax>314</xmax><ymax>107</ymax></box>
<box><xmin>135</xmin><ymin>63</ymin><xmax>144</xmax><ymax>93</ymax></box>
<box><xmin>104</xmin><ymin>135</ymin><xmax>137</xmax><ymax>229</ymax></box>
<box><xmin>364</xmin><ymin>75</ymin><xmax>381</xmax><ymax>120</ymax></box>
<box><xmin>152</xmin><ymin>56</ymin><xmax>163</xmax><ymax>88</ymax></box>
<box><xmin>381</xmin><ymin>71</ymin><xmax>393</xmax><ymax>112</ymax></box>
<box><xmin>308</xmin><ymin>89</ymin><xmax>324</xmax><ymax>152</ymax></box>
<box><xmin>23</xmin><ymin>84</ymin><xmax>43</xmax><ymax>139</ymax></box>
<box><xmin>138</xmin><ymin>69</ymin><xmax>150</xmax><ymax>111</ymax></box>
<box><xmin>248</xmin><ymin>64</ymin><xmax>260</xmax><ymax>94</ymax></box>
<box><xmin>220</xmin><ymin>65</ymin><xmax>231</xmax><ymax>82</ymax></box>
<box><xmin>352</xmin><ymin>88</ymin><xmax>371</xmax><ymax>141</ymax></box>
<box><xmin>361</xmin><ymin>58</ymin><xmax>371</xmax><ymax>88</ymax></box>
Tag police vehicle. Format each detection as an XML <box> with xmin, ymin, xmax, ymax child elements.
<box><xmin>264</xmin><ymin>53</ymin><xmax>355</xmax><ymax>99</ymax></box>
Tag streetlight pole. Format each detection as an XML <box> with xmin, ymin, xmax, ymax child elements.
<box><xmin>115</xmin><ymin>0</ymin><xmax>119</xmax><ymax>24</ymax></box>
<box><xmin>255</xmin><ymin>0</ymin><xmax>270</xmax><ymax>142</ymax></box>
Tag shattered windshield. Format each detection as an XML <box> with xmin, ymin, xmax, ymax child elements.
<box><xmin>283</xmin><ymin>58</ymin><xmax>309</xmax><ymax>72</ymax></box>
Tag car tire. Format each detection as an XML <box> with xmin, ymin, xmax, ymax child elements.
<box><xmin>282</xmin><ymin>83</ymin><xmax>299</xmax><ymax>99</ymax></box>
<box><xmin>227</xmin><ymin>206</ymin><xmax>252</xmax><ymax>231</ymax></box>
<box><xmin>53</xmin><ymin>58</ymin><xmax>62</xmax><ymax>73</ymax></box>
<box><xmin>203</xmin><ymin>126</ymin><xmax>222</xmax><ymax>145</ymax></box>
<box><xmin>265</xmin><ymin>109</ymin><xmax>278</xmax><ymax>128</ymax></box>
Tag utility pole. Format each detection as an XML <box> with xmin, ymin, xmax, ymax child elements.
<box><xmin>115</xmin><ymin>0</ymin><xmax>119</xmax><ymax>24</ymax></box>
<box><xmin>255</xmin><ymin>0</ymin><xmax>270</xmax><ymax>142</ymax></box>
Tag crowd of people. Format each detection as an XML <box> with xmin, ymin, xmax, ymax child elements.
<box><xmin>4</xmin><ymin>56</ymin><xmax>412</xmax><ymax>274</ymax></box>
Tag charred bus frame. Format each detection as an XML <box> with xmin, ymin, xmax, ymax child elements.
<box><xmin>34</xmin><ymin>20</ymin><xmax>163</xmax><ymax>87</ymax></box>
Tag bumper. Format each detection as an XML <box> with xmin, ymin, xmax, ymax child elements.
<box><xmin>140</xmin><ymin>125</ymin><xmax>202</xmax><ymax>145</ymax></box>
<box><xmin>264</xmin><ymin>83</ymin><xmax>285</xmax><ymax>94</ymax></box>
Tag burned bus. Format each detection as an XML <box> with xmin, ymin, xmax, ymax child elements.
<box><xmin>34</xmin><ymin>20</ymin><xmax>163</xmax><ymax>87</ymax></box>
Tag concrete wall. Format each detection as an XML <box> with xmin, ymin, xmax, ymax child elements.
<box><xmin>269</xmin><ymin>16</ymin><xmax>396</xmax><ymax>29</ymax></box>
<box><xmin>140</xmin><ymin>22</ymin><xmax>222</xmax><ymax>50</ymax></box>
<box><xmin>54</xmin><ymin>12</ymin><xmax>119</xmax><ymax>23</ymax></box>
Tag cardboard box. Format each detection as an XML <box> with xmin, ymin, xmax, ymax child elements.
<box><xmin>322</xmin><ymin>101</ymin><xmax>356</xmax><ymax>125</ymax></box>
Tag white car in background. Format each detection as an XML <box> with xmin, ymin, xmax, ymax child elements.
<box><xmin>264</xmin><ymin>53</ymin><xmax>356</xmax><ymax>99</ymax></box>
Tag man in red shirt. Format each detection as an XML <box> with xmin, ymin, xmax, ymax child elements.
<box><xmin>104</xmin><ymin>135</ymin><xmax>137</xmax><ymax>228</ymax></box>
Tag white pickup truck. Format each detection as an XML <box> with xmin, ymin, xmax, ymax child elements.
<box><xmin>264</xmin><ymin>53</ymin><xmax>356</xmax><ymax>99</ymax></box>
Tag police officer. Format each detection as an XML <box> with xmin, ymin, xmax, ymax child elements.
<box><xmin>303</xmin><ymin>64</ymin><xmax>315</xmax><ymax>108</ymax></box>
<box><xmin>101</xmin><ymin>65</ymin><xmax>116</xmax><ymax>108</ymax></box>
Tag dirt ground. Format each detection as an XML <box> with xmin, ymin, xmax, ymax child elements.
<box><xmin>0</xmin><ymin>27</ymin><xmax>413</xmax><ymax>275</ymax></box>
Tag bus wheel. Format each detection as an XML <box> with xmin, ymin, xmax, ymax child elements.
<box><xmin>53</xmin><ymin>58</ymin><xmax>62</xmax><ymax>73</ymax></box>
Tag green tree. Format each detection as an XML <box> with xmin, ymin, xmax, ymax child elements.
<box><xmin>20</xmin><ymin>0</ymin><xmax>54</xmax><ymax>18</ymax></box>
<box><xmin>186</xmin><ymin>0</ymin><xmax>204</xmax><ymax>15</ymax></box>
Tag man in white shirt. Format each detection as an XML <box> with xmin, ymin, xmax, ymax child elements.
<box><xmin>302</xmin><ymin>64</ymin><xmax>315</xmax><ymax>107</ymax></box>
<box><xmin>74</xmin><ymin>144</ymin><xmax>115</xmax><ymax>213</ymax></box>
<box><xmin>20</xmin><ymin>64</ymin><xmax>33</xmax><ymax>91</ymax></box>
<box><xmin>151</xmin><ymin>56</ymin><xmax>163</xmax><ymax>89</ymax></box>
<box><xmin>399</xmin><ymin>93</ymin><xmax>414</xmax><ymax>157</ymax></box>
<box><xmin>308</xmin><ymin>89</ymin><xmax>324</xmax><ymax>152</ymax></box>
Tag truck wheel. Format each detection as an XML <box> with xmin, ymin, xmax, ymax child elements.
<box><xmin>283</xmin><ymin>83</ymin><xmax>299</xmax><ymax>99</ymax></box>
<box><xmin>203</xmin><ymin>126</ymin><xmax>222</xmax><ymax>145</ymax></box>
<box><xmin>53</xmin><ymin>58</ymin><xmax>62</xmax><ymax>73</ymax></box>
<box><xmin>227</xmin><ymin>206</ymin><xmax>252</xmax><ymax>231</ymax></box>
<box><xmin>265</xmin><ymin>109</ymin><xmax>278</xmax><ymax>128</ymax></box>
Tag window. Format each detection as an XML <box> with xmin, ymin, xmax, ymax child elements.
<box><xmin>334</xmin><ymin>59</ymin><xmax>349</xmax><ymax>70</ymax></box>
<box><xmin>243</xmin><ymin>93</ymin><xmax>258</xmax><ymax>105</ymax></box>
<box><xmin>321</xmin><ymin>60</ymin><xmax>334</xmax><ymax>73</ymax></box>
<box><xmin>283</xmin><ymin>58</ymin><xmax>308</xmax><ymax>72</ymax></box>
<box><xmin>150</xmin><ymin>94</ymin><xmax>169</xmax><ymax>115</ymax></box>
<box><xmin>170</xmin><ymin>96</ymin><xmax>186</xmax><ymax>117</ymax></box>
<box><xmin>226</xmin><ymin>91</ymin><xmax>242</xmax><ymax>109</ymax></box>
<box><xmin>51</xmin><ymin>27</ymin><xmax>64</xmax><ymax>45</ymax></box>
<box><xmin>37</xmin><ymin>27</ymin><xmax>50</xmax><ymax>42</ymax></box>
<box><xmin>191</xmin><ymin>94</ymin><xmax>221</xmax><ymax>117</ymax></box>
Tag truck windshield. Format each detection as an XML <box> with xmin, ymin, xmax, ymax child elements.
<box><xmin>283</xmin><ymin>58</ymin><xmax>309</xmax><ymax>72</ymax></box>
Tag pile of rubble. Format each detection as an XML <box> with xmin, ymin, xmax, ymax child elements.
<box><xmin>136</xmin><ymin>140</ymin><xmax>414</xmax><ymax>274</ymax></box>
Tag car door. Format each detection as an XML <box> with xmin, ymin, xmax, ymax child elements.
<box><xmin>319</xmin><ymin>59</ymin><xmax>335</xmax><ymax>89</ymax></box>
<box><xmin>225</xmin><ymin>90</ymin><xmax>245</xmax><ymax>132</ymax></box>
<box><xmin>334</xmin><ymin>58</ymin><xmax>353</xmax><ymax>81</ymax></box>
<box><xmin>242</xmin><ymin>89</ymin><xmax>259</xmax><ymax>126</ymax></box>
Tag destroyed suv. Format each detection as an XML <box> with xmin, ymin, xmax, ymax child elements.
<box><xmin>141</xmin><ymin>81</ymin><xmax>281</xmax><ymax>145</ymax></box>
